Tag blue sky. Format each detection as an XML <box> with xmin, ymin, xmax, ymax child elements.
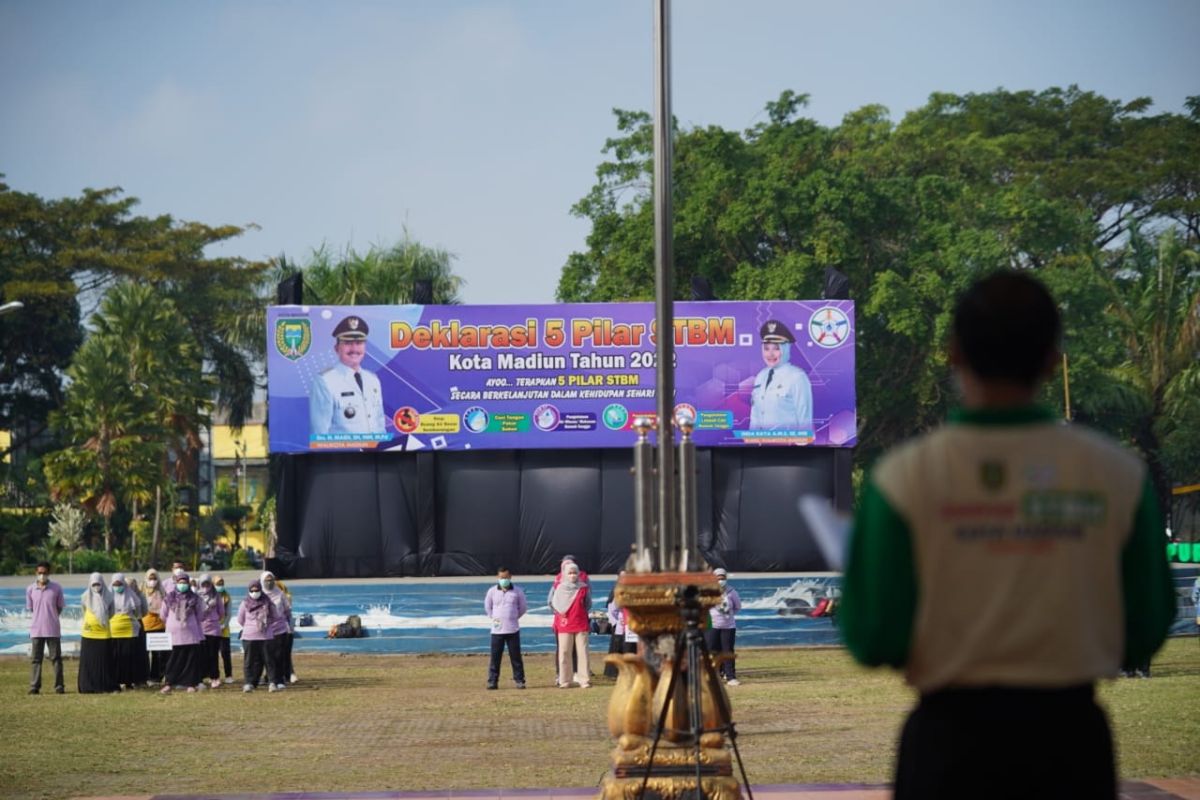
<box><xmin>2</xmin><ymin>1</ymin><xmax>1197</xmax><ymax>305</ymax></box>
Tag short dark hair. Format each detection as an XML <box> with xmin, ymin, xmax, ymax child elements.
<box><xmin>35</xmin><ymin>561</ymin><xmax>51</xmax><ymax>571</ymax></box>
<box><xmin>952</xmin><ymin>271</ymin><xmax>1060</xmax><ymax>388</ymax></box>
<box><xmin>497</xmin><ymin>567</ymin><xmax>510</xmax><ymax>574</ymax></box>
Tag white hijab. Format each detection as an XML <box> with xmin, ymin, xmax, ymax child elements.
<box><xmin>81</xmin><ymin>572</ymin><xmax>112</xmax><ymax>626</ymax></box>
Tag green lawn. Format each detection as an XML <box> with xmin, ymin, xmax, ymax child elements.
<box><xmin>1</xmin><ymin>640</ymin><xmax>1197</xmax><ymax>799</ymax></box>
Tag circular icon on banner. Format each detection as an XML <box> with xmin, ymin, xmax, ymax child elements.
<box><xmin>393</xmin><ymin>406</ymin><xmax>419</xmax><ymax>434</ymax></box>
<box><xmin>533</xmin><ymin>404</ymin><xmax>561</xmax><ymax>431</ymax></box>
<box><xmin>808</xmin><ymin>306</ymin><xmax>851</xmax><ymax>348</ymax></box>
<box><xmin>673</xmin><ymin>403</ymin><xmax>697</xmax><ymax>427</ymax></box>
<box><xmin>602</xmin><ymin>404</ymin><xmax>630</xmax><ymax>430</ymax></box>
<box><xmin>463</xmin><ymin>406</ymin><xmax>489</xmax><ymax>434</ymax></box>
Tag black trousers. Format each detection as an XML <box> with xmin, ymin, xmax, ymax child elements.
<box><xmin>488</xmin><ymin>632</ymin><xmax>525</xmax><ymax>685</ymax></box>
<box><xmin>30</xmin><ymin>637</ymin><xmax>64</xmax><ymax>691</ymax></box>
<box><xmin>78</xmin><ymin>637</ymin><xmax>116</xmax><ymax>694</ymax></box>
<box><xmin>202</xmin><ymin>635</ymin><xmax>222</xmax><ymax>681</ymax></box>
<box><xmin>281</xmin><ymin>632</ymin><xmax>294</xmax><ymax>678</ymax></box>
<box><xmin>894</xmin><ymin>684</ymin><xmax>1115</xmax><ymax>800</ymax></box>
<box><xmin>704</xmin><ymin>628</ymin><xmax>737</xmax><ymax>679</ymax></box>
<box><xmin>243</xmin><ymin>639</ymin><xmax>281</xmax><ymax>687</ymax></box>
<box><xmin>111</xmin><ymin>637</ymin><xmax>138</xmax><ymax>687</ymax></box>
<box><xmin>148</xmin><ymin>644</ymin><xmax>168</xmax><ymax>682</ymax></box>
<box><xmin>163</xmin><ymin>643</ymin><xmax>204</xmax><ymax>688</ymax></box>
<box><xmin>220</xmin><ymin>636</ymin><xmax>233</xmax><ymax>678</ymax></box>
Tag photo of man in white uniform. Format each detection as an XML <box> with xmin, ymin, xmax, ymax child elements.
<box><xmin>309</xmin><ymin>315</ymin><xmax>388</xmax><ymax>436</ymax></box>
<box><xmin>749</xmin><ymin>319</ymin><xmax>813</xmax><ymax>431</ymax></box>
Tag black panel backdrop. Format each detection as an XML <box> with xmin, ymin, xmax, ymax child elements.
<box><xmin>272</xmin><ymin>447</ymin><xmax>849</xmax><ymax>578</ymax></box>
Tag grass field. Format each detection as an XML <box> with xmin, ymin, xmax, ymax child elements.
<box><xmin>1</xmin><ymin>640</ymin><xmax>1198</xmax><ymax>800</ymax></box>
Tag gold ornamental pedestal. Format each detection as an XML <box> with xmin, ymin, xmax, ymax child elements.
<box><xmin>598</xmin><ymin>572</ymin><xmax>741</xmax><ymax>800</ymax></box>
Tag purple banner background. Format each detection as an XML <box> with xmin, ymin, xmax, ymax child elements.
<box><xmin>266</xmin><ymin>300</ymin><xmax>856</xmax><ymax>453</ymax></box>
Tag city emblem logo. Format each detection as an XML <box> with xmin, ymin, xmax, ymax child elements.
<box><xmin>274</xmin><ymin>318</ymin><xmax>312</xmax><ymax>360</ymax></box>
<box><xmin>808</xmin><ymin>306</ymin><xmax>851</xmax><ymax>348</ymax></box>
<box><xmin>980</xmin><ymin>460</ymin><xmax>1006</xmax><ymax>492</ymax></box>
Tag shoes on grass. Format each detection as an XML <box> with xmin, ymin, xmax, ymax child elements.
<box><xmin>515</xmin><ymin>682</ymin><xmax>526</xmax><ymax>689</ymax></box>
<box><xmin>243</xmin><ymin>684</ymin><xmax>254</xmax><ymax>693</ymax></box>
<box><xmin>223</xmin><ymin>677</ymin><xmax>235</xmax><ymax>684</ymax></box>
<box><xmin>726</xmin><ymin>679</ymin><xmax>741</xmax><ymax>686</ymax></box>
<box><xmin>486</xmin><ymin>683</ymin><xmax>498</xmax><ymax>690</ymax></box>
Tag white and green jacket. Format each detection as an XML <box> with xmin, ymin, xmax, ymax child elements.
<box><xmin>842</xmin><ymin>406</ymin><xmax>1175</xmax><ymax>694</ymax></box>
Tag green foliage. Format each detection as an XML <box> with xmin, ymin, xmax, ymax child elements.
<box><xmin>0</xmin><ymin>509</ymin><xmax>52</xmax><ymax>573</ymax></box>
<box><xmin>560</xmin><ymin>87</ymin><xmax>1200</xmax><ymax>488</ymax></box>
<box><xmin>298</xmin><ymin>232</ymin><xmax>465</xmax><ymax>307</ymax></box>
<box><xmin>66</xmin><ymin>548</ymin><xmax>120</xmax><ymax>576</ymax></box>
<box><xmin>230</xmin><ymin>547</ymin><xmax>255</xmax><ymax>570</ymax></box>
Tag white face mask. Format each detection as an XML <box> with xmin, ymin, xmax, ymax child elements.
<box><xmin>91</xmin><ymin>586</ymin><xmax>103</xmax><ymax>594</ymax></box>
<box><xmin>146</xmin><ymin>579</ymin><xmax>158</xmax><ymax>588</ymax></box>
<box><xmin>36</xmin><ymin>573</ymin><xmax>48</xmax><ymax>584</ymax></box>
<box><xmin>249</xmin><ymin>590</ymin><xmax>262</xmax><ymax>599</ymax></box>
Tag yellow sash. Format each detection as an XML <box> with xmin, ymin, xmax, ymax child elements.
<box><xmin>109</xmin><ymin>612</ymin><xmax>134</xmax><ymax>638</ymax></box>
<box><xmin>142</xmin><ymin>612</ymin><xmax>166</xmax><ymax>632</ymax></box>
<box><xmin>82</xmin><ymin>607</ymin><xmax>111</xmax><ymax>640</ymax></box>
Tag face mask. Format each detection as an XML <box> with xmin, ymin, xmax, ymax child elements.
<box><xmin>91</xmin><ymin>586</ymin><xmax>103</xmax><ymax>594</ymax></box>
<box><xmin>216</xmin><ymin>585</ymin><xmax>224</xmax><ymax>591</ymax></box>
<box><xmin>146</xmin><ymin>579</ymin><xmax>158</xmax><ymax>588</ymax></box>
<box><xmin>176</xmin><ymin>583</ymin><xmax>190</xmax><ymax>592</ymax></box>
<box><xmin>113</xmin><ymin>585</ymin><xmax>125</xmax><ymax>594</ymax></box>
<box><xmin>37</xmin><ymin>574</ymin><xmax>48</xmax><ymax>584</ymax></box>
<box><xmin>249</xmin><ymin>590</ymin><xmax>262</xmax><ymax>599</ymax></box>
<box><xmin>565</xmin><ymin>574</ymin><xmax>578</xmax><ymax>584</ymax></box>
<box><xmin>498</xmin><ymin>578</ymin><xmax>512</xmax><ymax>589</ymax></box>
<box><xmin>718</xmin><ymin>579</ymin><xmax>727</xmax><ymax>588</ymax></box>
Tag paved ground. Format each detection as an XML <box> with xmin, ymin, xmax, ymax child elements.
<box><xmin>75</xmin><ymin>778</ymin><xmax>1200</xmax><ymax>800</ymax></box>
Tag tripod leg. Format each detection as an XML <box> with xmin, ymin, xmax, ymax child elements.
<box><xmin>695</xmin><ymin>632</ymin><xmax>755</xmax><ymax>800</ymax></box>
<box><xmin>688</xmin><ymin>628</ymin><xmax>704</xmax><ymax>800</ymax></box>
<box><xmin>638</xmin><ymin>632</ymin><xmax>688</xmax><ymax>800</ymax></box>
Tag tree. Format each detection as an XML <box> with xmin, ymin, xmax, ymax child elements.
<box><xmin>48</xmin><ymin>502</ymin><xmax>87</xmax><ymax>574</ymax></box>
<box><xmin>43</xmin><ymin>283</ymin><xmax>203</xmax><ymax>554</ymax></box>
<box><xmin>1090</xmin><ymin>228</ymin><xmax>1200</xmax><ymax>515</ymax></box>
<box><xmin>298</xmin><ymin>233</ymin><xmax>465</xmax><ymax>307</ymax></box>
<box><xmin>558</xmin><ymin>87</ymin><xmax>1200</xmax><ymax>482</ymax></box>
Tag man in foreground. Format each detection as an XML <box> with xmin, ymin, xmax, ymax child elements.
<box><xmin>841</xmin><ymin>271</ymin><xmax>1175</xmax><ymax>799</ymax></box>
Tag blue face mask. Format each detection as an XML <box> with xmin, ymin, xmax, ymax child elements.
<box><xmin>113</xmin><ymin>585</ymin><xmax>125</xmax><ymax>594</ymax></box>
<box><xmin>498</xmin><ymin>578</ymin><xmax>512</xmax><ymax>589</ymax></box>
<box><xmin>176</xmin><ymin>583</ymin><xmax>190</xmax><ymax>593</ymax></box>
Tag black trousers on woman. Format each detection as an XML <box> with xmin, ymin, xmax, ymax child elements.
<box><xmin>132</xmin><ymin>630</ymin><xmax>148</xmax><ymax>686</ymax></box>
<box><xmin>219</xmin><ymin>635</ymin><xmax>233</xmax><ymax>679</ymax></box>
<box><xmin>111</xmin><ymin>636</ymin><xmax>138</xmax><ymax>688</ymax></box>
<box><xmin>78</xmin><ymin>637</ymin><xmax>117</xmax><ymax>694</ymax></box>
<box><xmin>163</xmin><ymin>642</ymin><xmax>204</xmax><ymax>688</ymax></box>
<box><xmin>203</xmin><ymin>635</ymin><xmax>222</xmax><ymax>681</ymax></box>
<box><xmin>242</xmin><ymin>639</ymin><xmax>271</xmax><ymax>687</ymax></box>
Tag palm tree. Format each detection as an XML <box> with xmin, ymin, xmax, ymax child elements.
<box><xmin>1102</xmin><ymin>227</ymin><xmax>1200</xmax><ymax>514</ymax></box>
<box><xmin>301</xmin><ymin>232</ymin><xmax>465</xmax><ymax>306</ymax></box>
<box><xmin>44</xmin><ymin>283</ymin><xmax>205</xmax><ymax>557</ymax></box>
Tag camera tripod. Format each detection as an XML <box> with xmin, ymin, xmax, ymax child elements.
<box><xmin>637</xmin><ymin>585</ymin><xmax>754</xmax><ymax>800</ymax></box>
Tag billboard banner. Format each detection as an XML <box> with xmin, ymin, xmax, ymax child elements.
<box><xmin>266</xmin><ymin>300</ymin><xmax>856</xmax><ymax>453</ymax></box>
